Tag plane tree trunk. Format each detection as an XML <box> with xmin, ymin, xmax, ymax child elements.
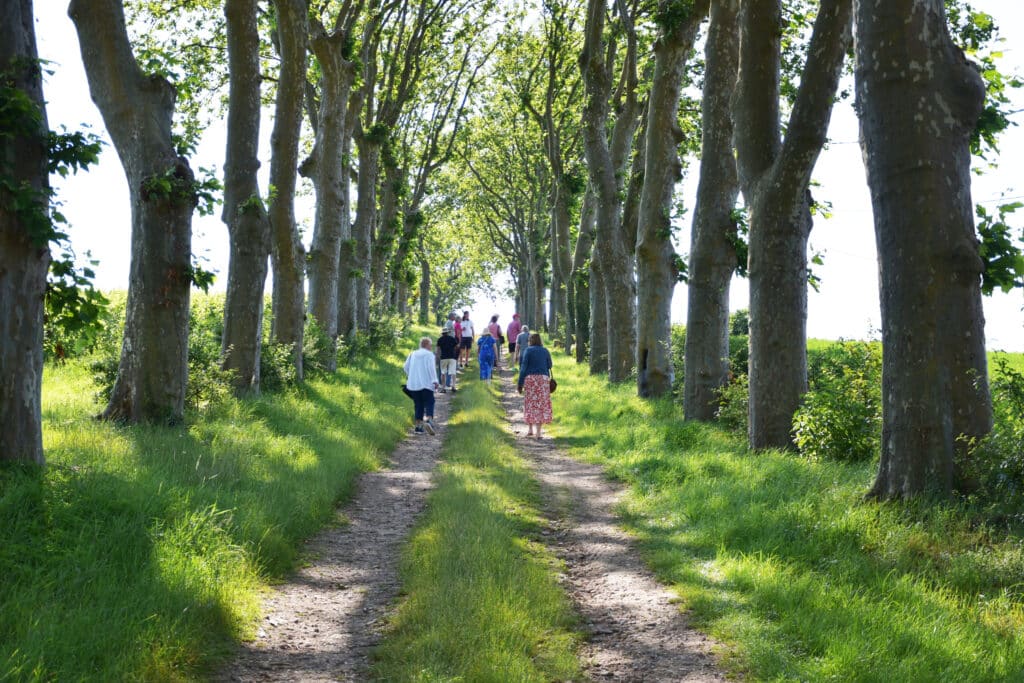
<box><xmin>856</xmin><ymin>0</ymin><xmax>992</xmax><ymax>499</ymax></box>
<box><xmin>221</xmin><ymin>0</ymin><xmax>270</xmax><ymax>394</ymax></box>
<box><xmin>0</xmin><ymin>0</ymin><xmax>48</xmax><ymax>463</ymax></box>
<box><xmin>636</xmin><ymin>0</ymin><xmax>710</xmax><ymax>398</ymax></box>
<box><xmin>684</xmin><ymin>0</ymin><xmax>740</xmax><ymax>420</ymax></box>
<box><xmin>70</xmin><ymin>0</ymin><xmax>197</xmax><ymax>424</ymax></box>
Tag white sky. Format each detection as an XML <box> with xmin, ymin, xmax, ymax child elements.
<box><xmin>34</xmin><ymin>2</ymin><xmax>1024</xmax><ymax>350</ymax></box>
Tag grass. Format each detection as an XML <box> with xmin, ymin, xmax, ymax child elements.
<box><xmin>372</xmin><ymin>372</ymin><xmax>583</xmax><ymax>681</ymax></box>
<box><xmin>548</xmin><ymin>353</ymin><xmax>1024</xmax><ymax>681</ymax></box>
<box><xmin>1</xmin><ymin>348</ymin><xmax>410</xmax><ymax>681</ymax></box>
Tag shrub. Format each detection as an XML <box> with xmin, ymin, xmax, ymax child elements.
<box><xmin>302</xmin><ymin>317</ymin><xmax>337</xmax><ymax>376</ymax></box>
<box><xmin>792</xmin><ymin>340</ymin><xmax>882</xmax><ymax>462</ymax></box>
<box><xmin>716</xmin><ymin>373</ymin><xmax>749</xmax><ymax>433</ymax></box>
<box><xmin>259</xmin><ymin>341</ymin><xmax>298</xmax><ymax>392</ymax></box>
<box><xmin>961</xmin><ymin>357</ymin><xmax>1024</xmax><ymax>524</ymax></box>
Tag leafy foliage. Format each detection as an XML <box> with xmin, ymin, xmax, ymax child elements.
<box><xmin>977</xmin><ymin>200</ymin><xmax>1024</xmax><ymax>294</ymax></box>
<box><xmin>793</xmin><ymin>341</ymin><xmax>882</xmax><ymax>462</ymax></box>
<box><xmin>961</xmin><ymin>357</ymin><xmax>1024</xmax><ymax>525</ymax></box>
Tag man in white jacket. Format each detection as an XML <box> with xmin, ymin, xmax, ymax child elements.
<box><xmin>404</xmin><ymin>337</ymin><xmax>440</xmax><ymax>434</ymax></box>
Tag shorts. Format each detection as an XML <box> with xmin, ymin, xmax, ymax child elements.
<box><xmin>440</xmin><ymin>358</ymin><xmax>458</xmax><ymax>375</ymax></box>
<box><xmin>508</xmin><ymin>342</ymin><xmax>517</xmax><ymax>355</ymax></box>
<box><xmin>460</xmin><ymin>337</ymin><xmax>473</xmax><ymax>350</ymax></box>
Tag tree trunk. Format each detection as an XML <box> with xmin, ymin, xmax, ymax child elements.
<box><xmin>419</xmin><ymin>256</ymin><xmax>430</xmax><ymax>324</ymax></box>
<box><xmin>373</xmin><ymin>160</ymin><xmax>402</xmax><ymax>300</ymax></box>
<box><xmin>684</xmin><ymin>0</ymin><xmax>740</xmax><ymax>420</ymax></box>
<box><xmin>571</xmin><ymin>189</ymin><xmax>596</xmax><ymax>364</ymax></box>
<box><xmin>221</xmin><ymin>0</ymin><xmax>270</xmax><ymax>394</ymax></box>
<box><xmin>303</xmin><ymin>19</ymin><xmax>357</xmax><ymax>372</ymax></box>
<box><xmin>580</xmin><ymin>0</ymin><xmax>640</xmax><ymax>381</ymax></box>
<box><xmin>70</xmin><ymin>0</ymin><xmax>196</xmax><ymax>424</ymax></box>
<box><xmin>0</xmin><ymin>0</ymin><xmax>48</xmax><ymax>464</ymax></box>
<box><xmin>733</xmin><ymin>0</ymin><xmax>851</xmax><ymax>449</ymax></box>
<box><xmin>352</xmin><ymin>130</ymin><xmax>380</xmax><ymax>330</ymax></box>
<box><xmin>336</xmin><ymin>127</ymin><xmax>356</xmax><ymax>339</ymax></box>
<box><xmin>636</xmin><ymin>0</ymin><xmax>709</xmax><ymax>399</ymax></box>
<box><xmin>588</xmin><ymin>256</ymin><xmax>608</xmax><ymax>374</ymax></box>
<box><xmin>856</xmin><ymin>0</ymin><xmax>991</xmax><ymax>499</ymax></box>
<box><xmin>267</xmin><ymin>0</ymin><xmax>308</xmax><ymax>381</ymax></box>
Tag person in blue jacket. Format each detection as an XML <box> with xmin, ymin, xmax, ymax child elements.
<box><xmin>477</xmin><ymin>328</ymin><xmax>497</xmax><ymax>384</ymax></box>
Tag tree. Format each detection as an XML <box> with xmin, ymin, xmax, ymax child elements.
<box><xmin>635</xmin><ymin>0</ymin><xmax>710</xmax><ymax>398</ymax></box>
<box><xmin>1</xmin><ymin>0</ymin><xmax>49</xmax><ymax>463</ymax></box>
<box><xmin>301</xmin><ymin>4</ymin><xmax>364</xmax><ymax>371</ymax></box>
<box><xmin>683</xmin><ymin>0</ymin><xmax>740</xmax><ymax>419</ymax></box>
<box><xmin>221</xmin><ymin>0</ymin><xmax>271</xmax><ymax>393</ymax></box>
<box><xmin>266</xmin><ymin>0</ymin><xmax>308</xmax><ymax>381</ymax></box>
<box><xmin>733</xmin><ymin>0</ymin><xmax>852</xmax><ymax>448</ymax></box>
<box><xmin>70</xmin><ymin>0</ymin><xmax>199</xmax><ymax>424</ymax></box>
<box><xmin>856</xmin><ymin>0</ymin><xmax>992</xmax><ymax>498</ymax></box>
<box><xmin>580</xmin><ymin>0</ymin><xmax>643</xmax><ymax>381</ymax></box>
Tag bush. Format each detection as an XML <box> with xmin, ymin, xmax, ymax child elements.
<box><xmin>792</xmin><ymin>341</ymin><xmax>882</xmax><ymax>462</ymax></box>
<box><xmin>716</xmin><ymin>373</ymin><xmax>749</xmax><ymax>433</ymax></box>
<box><xmin>341</xmin><ymin>300</ymin><xmax>407</xmax><ymax>361</ymax></box>
<box><xmin>670</xmin><ymin>325</ymin><xmax>749</xmax><ymax>399</ymax></box>
<box><xmin>961</xmin><ymin>357</ymin><xmax>1024</xmax><ymax>524</ymax></box>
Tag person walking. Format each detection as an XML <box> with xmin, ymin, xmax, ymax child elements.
<box><xmin>459</xmin><ymin>310</ymin><xmax>475</xmax><ymax>368</ymax></box>
<box><xmin>477</xmin><ymin>327</ymin><xmax>497</xmax><ymax>384</ymax></box>
<box><xmin>517</xmin><ymin>332</ymin><xmax>553</xmax><ymax>438</ymax></box>
<box><xmin>506</xmin><ymin>313</ymin><xmax>522</xmax><ymax>366</ymax></box>
<box><xmin>488</xmin><ymin>315</ymin><xmax>503</xmax><ymax>366</ymax></box>
<box><xmin>436</xmin><ymin>325</ymin><xmax>460</xmax><ymax>393</ymax></box>
<box><xmin>404</xmin><ymin>337</ymin><xmax>439</xmax><ymax>434</ymax></box>
<box><xmin>514</xmin><ymin>324</ymin><xmax>530</xmax><ymax>367</ymax></box>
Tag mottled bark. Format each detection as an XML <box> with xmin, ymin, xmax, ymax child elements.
<box><xmin>636</xmin><ymin>0</ymin><xmax>710</xmax><ymax>398</ymax></box>
<box><xmin>71</xmin><ymin>0</ymin><xmax>196</xmax><ymax>424</ymax></box>
<box><xmin>352</xmin><ymin>131</ymin><xmax>380</xmax><ymax>329</ymax></box>
<box><xmin>580</xmin><ymin>0</ymin><xmax>641</xmax><ymax>381</ymax></box>
<box><xmin>733</xmin><ymin>0</ymin><xmax>851</xmax><ymax>449</ymax></box>
<box><xmin>267</xmin><ymin>0</ymin><xmax>308</xmax><ymax>380</ymax></box>
<box><xmin>221</xmin><ymin>0</ymin><xmax>270</xmax><ymax>394</ymax></box>
<box><xmin>571</xmin><ymin>188</ymin><xmax>596</xmax><ymax>363</ymax></box>
<box><xmin>685</xmin><ymin>0</ymin><xmax>740</xmax><ymax>420</ymax></box>
<box><xmin>856</xmin><ymin>0</ymin><xmax>991</xmax><ymax>499</ymax></box>
<box><xmin>303</xmin><ymin>17</ymin><xmax>358</xmax><ymax>372</ymax></box>
<box><xmin>0</xmin><ymin>0</ymin><xmax>48</xmax><ymax>463</ymax></box>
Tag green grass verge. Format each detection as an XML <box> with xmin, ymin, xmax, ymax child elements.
<box><xmin>1</xmin><ymin>350</ymin><xmax>410</xmax><ymax>681</ymax></box>
<box><xmin>372</xmin><ymin>373</ymin><xmax>583</xmax><ymax>681</ymax></box>
<box><xmin>549</xmin><ymin>354</ymin><xmax>1024</xmax><ymax>681</ymax></box>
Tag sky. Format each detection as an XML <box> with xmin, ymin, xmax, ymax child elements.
<box><xmin>33</xmin><ymin>2</ymin><xmax>1024</xmax><ymax>351</ymax></box>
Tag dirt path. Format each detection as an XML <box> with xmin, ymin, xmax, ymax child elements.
<box><xmin>497</xmin><ymin>366</ymin><xmax>729</xmax><ymax>682</ymax></box>
<box><xmin>217</xmin><ymin>391</ymin><xmax>452</xmax><ymax>682</ymax></box>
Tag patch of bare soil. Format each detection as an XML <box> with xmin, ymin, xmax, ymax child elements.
<box><xmin>497</xmin><ymin>367</ymin><xmax>730</xmax><ymax>682</ymax></box>
<box><xmin>217</xmin><ymin>390</ymin><xmax>452</xmax><ymax>682</ymax></box>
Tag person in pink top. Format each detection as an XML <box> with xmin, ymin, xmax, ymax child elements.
<box><xmin>487</xmin><ymin>315</ymin><xmax>503</xmax><ymax>366</ymax></box>
<box><xmin>506</xmin><ymin>313</ymin><xmax>522</xmax><ymax>366</ymax></box>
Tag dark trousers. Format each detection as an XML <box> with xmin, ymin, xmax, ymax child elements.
<box><xmin>410</xmin><ymin>388</ymin><xmax>435</xmax><ymax>421</ymax></box>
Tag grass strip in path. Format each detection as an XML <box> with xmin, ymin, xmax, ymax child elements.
<box><xmin>1</xmin><ymin>350</ymin><xmax>409</xmax><ymax>681</ymax></box>
<box><xmin>548</xmin><ymin>355</ymin><xmax>1024</xmax><ymax>681</ymax></box>
<box><xmin>372</xmin><ymin>372</ymin><xmax>584</xmax><ymax>681</ymax></box>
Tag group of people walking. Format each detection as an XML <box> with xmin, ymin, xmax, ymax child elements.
<box><xmin>402</xmin><ymin>311</ymin><xmax>553</xmax><ymax>438</ymax></box>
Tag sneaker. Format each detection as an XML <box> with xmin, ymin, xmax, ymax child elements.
<box><xmin>450</xmin><ymin>387</ymin><xmax>457</xmax><ymax>393</ymax></box>
<box><xmin>414</xmin><ymin>426</ymin><xmax>425</xmax><ymax>434</ymax></box>
<box><xmin>438</xmin><ymin>388</ymin><xmax>446</xmax><ymax>394</ymax></box>
<box><xmin>424</xmin><ymin>420</ymin><xmax>436</xmax><ymax>435</ymax></box>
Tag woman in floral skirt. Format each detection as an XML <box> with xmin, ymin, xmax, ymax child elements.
<box><xmin>516</xmin><ymin>332</ymin><xmax>553</xmax><ymax>438</ymax></box>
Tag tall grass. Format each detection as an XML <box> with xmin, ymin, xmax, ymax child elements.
<box><xmin>549</xmin><ymin>355</ymin><xmax>1024</xmax><ymax>681</ymax></box>
<box><xmin>1</xmin><ymin>349</ymin><xmax>410</xmax><ymax>681</ymax></box>
<box><xmin>373</xmin><ymin>375</ymin><xmax>583</xmax><ymax>681</ymax></box>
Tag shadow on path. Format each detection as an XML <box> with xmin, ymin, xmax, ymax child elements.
<box><xmin>217</xmin><ymin>389</ymin><xmax>452</xmax><ymax>682</ymax></box>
